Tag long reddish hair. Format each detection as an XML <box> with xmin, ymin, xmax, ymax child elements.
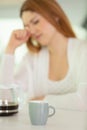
<box><xmin>20</xmin><ymin>0</ymin><xmax>76</xmax><ymax>53</ymax></box>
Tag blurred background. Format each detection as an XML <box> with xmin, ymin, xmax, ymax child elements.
<box><xmin>0</xmin><ymin>0</ymin><xmax>87</xmax><ymax>64</ymax></box>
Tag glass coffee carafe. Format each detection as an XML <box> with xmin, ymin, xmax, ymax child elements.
<box><xmin>0</xmin><ymin>83</ymin><xmax>23</xmax><ymax>116</ymax></box>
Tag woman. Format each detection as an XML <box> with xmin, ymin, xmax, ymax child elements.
<box><xmin>0</xmin><ymin>0</ymin><xmax>87</xmax><ymax>101</ymax></box>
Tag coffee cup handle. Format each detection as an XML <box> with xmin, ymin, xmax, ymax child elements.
<box><xmin>48</xmin><ymin>105</ymin><xmax>55</xmax><ymax>117</ymax></box>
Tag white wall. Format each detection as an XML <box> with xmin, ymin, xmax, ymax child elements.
<box><xmin>58</xmin><ymin>0</ymin><xmax>87</xmax><ymax>25</ymax></box>
<box><xmin>0</xmin><ymin>0</ymin><xmax>86</xmax><ymax>25</ymax></box>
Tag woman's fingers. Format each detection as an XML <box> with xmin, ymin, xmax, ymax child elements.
<box><xmin>14</xmin><ymin>29</ymin><xmax>31</xmax><ymax>41</ymax></box>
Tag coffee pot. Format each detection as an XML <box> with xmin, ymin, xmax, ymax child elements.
<box><xmin>0</xmin><ymin>83</ymin><xmax>23</xmax><ymax>116</ymax></box>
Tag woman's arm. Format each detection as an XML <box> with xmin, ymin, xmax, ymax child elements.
<box><xmin>0</xmin><ymin>54</ymin><xmax>15</xmax><ymax>84</ymax></box>
<box><xmin>0</xmin><ymin>53</ymin><xmax>29</xmax><ymax>91</ymax></box>
<box><xmin>77</xmin><ymin>40</ymin><xmax>87</xmax><ymax>85</ymax></box>
<box><xmin>30</xmin><ymin>96</ymin><xmax>45</xmax><ymax>100</ymax></box>
<box><xmin>77</xmin><ymin>41</ymin><xmax>87</xmax><ymax>111</ymax></box>
<box><xmin>0</xmin><ymin>29</ymin><xmax>31</xmax><ymax>88</ymax></box>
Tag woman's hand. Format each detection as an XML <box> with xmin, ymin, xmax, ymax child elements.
<box><xmin>5</xmin><ymin>29</ymin><xmax>31</xmax><ymax>54</ymax></box>
<box><xmin>30</xmin><ymin>96</ymin><xmax>45</xmax><ymax>101</ymax></box>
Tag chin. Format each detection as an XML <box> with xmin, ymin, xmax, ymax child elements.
<box><xmin>40</xmin><ymin>41</ymin><xmax>49</xmax><ymax>47</ymax></box>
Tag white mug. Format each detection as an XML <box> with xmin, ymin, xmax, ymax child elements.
<box><xmin>29</xmin><ymin>100</ymin><xmax>55</xmax><ymax>125</ymax></box>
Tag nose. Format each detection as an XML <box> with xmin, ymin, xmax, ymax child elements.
<box><xmin>25</xmin><ymin>25</ymin><xmax>37</xmax><ymax>37</ymax></box>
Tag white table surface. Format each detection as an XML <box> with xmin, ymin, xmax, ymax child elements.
<box><xmin>0</xmin><ymin>104</ymin><xmax>87</xmax><ymax>130</ymax></box>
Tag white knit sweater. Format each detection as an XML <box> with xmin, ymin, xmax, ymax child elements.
<box><xmin>0</xmin><ymin>38</ymin><xmax>87</xmax><ymax>99</ymax></box>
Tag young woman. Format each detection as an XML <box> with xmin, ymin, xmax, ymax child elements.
<box><xmin>0</xmin><ymin>0</ymin><xmax>87</xmax><ymax>100</ymax></box>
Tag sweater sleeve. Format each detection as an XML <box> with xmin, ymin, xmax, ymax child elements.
<box><xmin>0</xmin><ymin>54</ymin><xmax>15</xmax><ymax>84</ymax></box>
<box><xmin>0</xmin><ymin>53</ymin><xmax>31</xmax><ymax>92</ymax></box>
<box><xmin>77</xmin><ymin>40</ymin><xmax>87</xmax><ymax>85</ymax></box>
<box><xmin>75</xmin><ymin>40</ymin><xmax>87</xmax><ymax>111</ymax></box>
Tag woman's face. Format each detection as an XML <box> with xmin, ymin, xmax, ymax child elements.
<box><xmin>22</xmin><ymin>11</ymin><xmax>57</xmax><ymax>47</ymax></box>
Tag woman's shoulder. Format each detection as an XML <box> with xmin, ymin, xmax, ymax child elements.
<box><xmin>70</xmin><ymin>37</ymin><xmax>87</xmax><ymax>46</ymax></box>
<box><xmin>69</xmin><ymin>37</ymin><xmax>87</xmax><ymax>52</ymax></box>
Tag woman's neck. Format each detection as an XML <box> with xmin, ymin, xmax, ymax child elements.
<box><xmin>48</xmin><ymin>32</ymin><xmax>68</xmax><ymax>57</ymax></box>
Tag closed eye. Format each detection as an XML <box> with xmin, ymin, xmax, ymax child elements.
<box><xmin>23</xmin><ymin>20</ymin><xmax>39</xmax><ymax>28</ymax></box>
<box><xmin>33</xmin><ymin>20</ymin><xmax>39</xmax><ymax>24</ymax></box>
